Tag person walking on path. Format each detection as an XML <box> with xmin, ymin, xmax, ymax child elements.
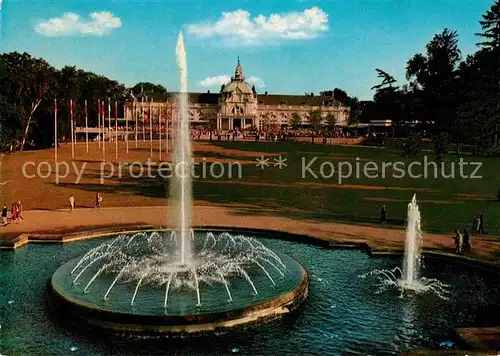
<box><xmin>463</xmin><ymin>229</ymin><xmax>471</xmax><ymax>253</ymax></box>
<box><xmin>380</xmin><ymin>205</ymin><xmax>387</xmax><ymax>224</ymax></box>
<box><xmin>95</xmin><ymin>192</ymin><xmax>102</xmax><ymax>209</ymax></box>
<box><xmin>69</xmin><ymin>194</ymin><xmax>75</xmax><ymax>213</ymax></box>
<box><xmin>453</xmin><ymin>229</ymin><xmax>463</xmax><ymax>254</ymax></box>
<box><xmin>478</xmin><ymin>213</ymin><xmax>485</xmax><ymax>234</ymax></box>
<box><xmin>2</xmin><ymin>204</ymin><xmax>7</xmax><ymax>226</ymax></box>
<box><xmin>17</xmin><ymin>201</ymin><xmax>24</xmax><ymax>221</ymax></box>
<box><xmin>11</xmin><ymin>202</ymin><xmax>18</xmax><ymax>223</ymax></box>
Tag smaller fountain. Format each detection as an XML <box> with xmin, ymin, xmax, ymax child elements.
<box><xmin>360</xmin><ymin>194</ymin><xmax>449</xmax><ymax>299</ymax></box>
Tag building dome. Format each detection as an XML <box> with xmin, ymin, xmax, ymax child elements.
<box><xmin>220</xmin><ymin>57</ymin><xmax>254</xmax><ymax>95</ymax></box>
<box><xmin>221</xmin><ymin>80</ymin><xmax>254</xmax><ymax>95</ymax></box>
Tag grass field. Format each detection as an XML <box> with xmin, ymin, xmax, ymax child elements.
<box><xmin>0</xmin><ymin>139</ymin><xmax>499</xmax><ymax>236</ymax></box>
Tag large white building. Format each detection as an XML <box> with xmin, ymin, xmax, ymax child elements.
<box><xmin>127</xmin><ymin>59</ymin><xmax>350</xmax><ymax>130</ymax></box>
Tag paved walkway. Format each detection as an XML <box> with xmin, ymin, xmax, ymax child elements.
<box><xmin>1</xmin><ymin>206</ymin><xmax>499</xmax><ymax>265</ymax></box>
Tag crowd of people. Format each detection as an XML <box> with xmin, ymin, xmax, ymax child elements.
<box><xmin>451</xmin><ymin>213</ymin><xmax>486</xmax><ymax>254</ymax></box>
<box><xmin>85</xmin><ymin>125</ymin><xmax>361</xmax><ymax>144</ymax></box>
<box><xmin>1</xmin><ymin>201</ymin><xmax>24</xmax><ymax>226</ymax></box>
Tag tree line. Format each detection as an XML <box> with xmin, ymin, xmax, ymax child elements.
<box><xmin>360</xmin><ymin>0</ymin><xmax>500</xmax><ymax>156</ymax></box>
<box><xmin>0</xmin><ymin>52</ymin><xmax>167</xmax><ymax>151</ymax></box>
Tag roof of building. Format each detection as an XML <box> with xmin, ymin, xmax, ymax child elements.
<box><xmin>132</xmin><ymin>92</ymin><xmax>341</xmax><ymax>107</ymax></box>
<box><xmin>256</xmin><ymin>94</ymin><xmax>338</xmax><ymax>106</ymax></box>
<box><xmin>221</xmin><ymin>80</ymin><xmax>254</xmax><ymax>95</ymax></box>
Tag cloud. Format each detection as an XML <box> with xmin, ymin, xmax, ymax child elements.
<box><xmin>35</xmin><ymin>11</ymin><xmax>122</xmax><ymax>37</ymax></box>
<box><xmin>198</xmin><ymin>74</ymin><xmax>265</xmax><ymax>88</ymax></box>
<box><xmin>186</xmin><ymin>7</ymin><xmax>328</xmax><ymax>46</ymax></box>
<box><xmin>246</xmin><ymin>76</ymin><xmax>265</xmax><ymax>88</ymax></box>
<box><xmin>199</xmin><ymin>75</ymin><xmax>231</xmax><ymax>87</ymax></box>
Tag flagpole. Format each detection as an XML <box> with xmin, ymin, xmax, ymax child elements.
<box><xmin>108</xmin><ymin>98</ymin><xmax>111</xmax><ymax>143</ymax></box>
<box><xmin>54</xmin><ymin>98</ymin><xmax>58</xmax><ymax>184</ymax></box>
<box><xmin>166</xmin><ymin>101</ymin><xmax>169</xmax><ymax>154</ymax></box>
<box><xmin>135</xmin><ymin>101</ymin><xmax>138</xmax><ymax>148</ymax></box>
<box><xmin>125</xmin><ymin>103</ymin><xmax>129</xmax><ymax>154</ymax></box>
<box><xmin>149</xmin><ymin>98</ymin><xmax>153</xmax><ymax>159</ymax></box>
<box><xmin>142</xmin><ymin>96</ymin><xmax>145</xmax><ymax>142</ymax></box>
<box><xmin>159</xmin><ymin>105</ymin><xmax>162</xmax><ymax>161</ymax></box>
<box><xmin>102</xmin><ymin>100</ymin><xmax>106</xmax><ymax>163</ymax></box>
<box><xmin>97</xmin><ymin>100</ymin><xmax>101</xmax><ymax>148</ymax></box>
<box><xmin>114</xmin><ymin>101</ymin><xmax>118</xmax><ymax>160</ymax></box>
<box><xmin>70</xmin><ymin>99</ymin><xmax>74</xmax><ymax>158</ymax></box>
<box><xmin>85</xmin><ymin>100</ymin><xmax>89</xmax><ymax>154</ymax></box>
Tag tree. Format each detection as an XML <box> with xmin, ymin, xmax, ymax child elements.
<box><xmin>0</xmin><ymin>52</ymin><xmax>57</xmax><ymax>150</ymax></box>
<box><xmin>371</xmin><ymin>69</ymin><xmax>402</xmax><ymax>137</ymax></box>
<box><xmin>308</xmin><ymin>109</ymin><xmax>322</xmax><ymax>142</ymax></box>
<box><xmin>406</xmin><ymin>28</ymin><xmax>462</xmax><ymax>154</ymax></box>
<box><xmin>0</xmin><ymin>99</ymin><xmax>21</xmax><ymax>151</ymax></box>
<box><xmin>0</xmin><ymin>51</ymin><xmax>129</xmax><ymax>150</ymax></box>
<box><xmin>131</xmin><ymin>82</ymin><xmax>167</xmax><ymax>95</ymax></box>
<box><xmin>290</xmin><ymin>112</ymin><xmax>301</xmax><ymax>129</ymax></box>
<box><xmin>325</xmin><ymin>112</ymin><xmax>337</xmax><ymax>129</ymax></box>
<box><xmin>371</xmin><ymin>69</ymin><xmax>397</xmax><ymax>90</ymax></box>
<box><xmin>476</xmin><ymin>0</ymin><xmax>500</xmax><ymax>49</ymax></box>
<box><xmin>346</xmin><ymin>96</ymin><xmax>361</xmax><ymax>125</ymax></box>
<box><xmin>333</xmin><ymin>88</ymin><xmax>348</xmax><ymax>105</ymax></box>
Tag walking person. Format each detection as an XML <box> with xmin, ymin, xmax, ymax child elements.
<box><xmin>69</xmin><ymin>194</ymin><xmax>75</xmax><ymax>213</ymax></box>
<box><xmin>11</xmin><ymin>202</ymin><xmax>18</xmax><ymax>224</ymax></box>
<box><xmin>17</xmin><ymin>201</ymin><xmax>24</xmax><ymax>221</ymax></box>
<box><xmin>2</xmin><ymin>204</ymin><xmax>7</xmax><ymax>226</ymax></box>
<box><xmin>463</xmin><ymin>229</ymin><xmax>471</xmax><ymax>253</ymax></box>
<box><xmin>478</xmin><ymin>213</ymin><xmax>485</xmax><ymax>234</ymax></box>
<box><xmin>452</xmin><ymin>229</ymin><xmax>463</xmax><ymax>254</ymax></box>
<box><xmin>380</xmin><ymin>205</ymin><xmax>387</xmax><ymax>224</ymax></box>
<box><xmin>95</xmin><ymin>192</ymin><xmax>102</xmax><ymax>209</ymax></box>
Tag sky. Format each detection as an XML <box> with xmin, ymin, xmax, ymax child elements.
<box><xmin>0</xmin><ymin>0</ymin><xmax>494</xmax><ymax>100</ymax></box>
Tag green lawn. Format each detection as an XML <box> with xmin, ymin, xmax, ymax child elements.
<box><xmin>192</xmin><ymin>141</ymin><xmax>500</xmax><ymax>236</ymax></box>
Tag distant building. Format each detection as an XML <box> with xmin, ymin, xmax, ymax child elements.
<box><xmin>126</xmin><ymin>59</ymin><xmax>350</xmax><ymax>130</ymax></box>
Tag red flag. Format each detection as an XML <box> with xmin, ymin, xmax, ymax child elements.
<box><xmin>84</xmin><ymin>100</ymin><xmax>88</xmax><ymax>116</ymax></box>
<box><xmin>101</xmin><ymin>101</ymin><xmax>105</xmax><ymax>122</ymax></box>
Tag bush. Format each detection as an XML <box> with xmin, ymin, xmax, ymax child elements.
<box><xmin>404</xmin><ymin>132</ymin><xmax>422</xmax><ymax>157</ymax></box>
<box><xmin>433</xmin><ymin>132</ymin><xmax>450</xmax><ymax>162</ymax></box>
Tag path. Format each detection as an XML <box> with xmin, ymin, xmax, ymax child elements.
<box><xmin>1</xmin><ymin>206</ymin><xmax>498</xmax><ymax>266</ymax></box>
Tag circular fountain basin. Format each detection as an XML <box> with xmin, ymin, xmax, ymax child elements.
<box><xmin>49</xmin><ymin>231</ymin><xmax>309</xmax><ymax>338</ymax></box>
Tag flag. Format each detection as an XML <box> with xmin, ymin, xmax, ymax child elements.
<box><xmin>70</xmin><ymin>99</ymin><xmax>73</xmax><ymax>121</ymax></box>
<box><xmin>54</xmin><ymin>98</ymin><xmax>57</xmax><ymax>112</ymax></box>
<box><xmin>101</xmin><ymin>100</ymin><xmax>105</xmax><ymax>122</ymax></box>
<box><xmin>84</xmin><ymin>100</ymin><xmax>88</xmax><ymax>116</ymax></box>
<box><xmin>115</xmin><ymin>101</ymin><xmax>118</xmax><ymax>122</ymax></box>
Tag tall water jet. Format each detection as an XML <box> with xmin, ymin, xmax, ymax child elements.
<box><xmin>402</xmin><ymin>194</ymin><xmax>422</xmax><ymax>285</ymax></box>
<box><xmin>359</xmin><ymin>194</ymin><xmax>449</xmax><ymax>299</ymax></box>
<box><xmin>168</xmin><ymin>31</ymin><xmax>193</xmax><ymax>266</ymax></box>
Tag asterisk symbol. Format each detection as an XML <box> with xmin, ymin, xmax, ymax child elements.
<box><xmin>273</xmin><ymin>156</ymin><xmax>287</xmax><ymax>169</ymax></box>
<box><xmin>255</xmin><ymin>155</ymin><xmax>269</xmax><ymax>169</ymax></box>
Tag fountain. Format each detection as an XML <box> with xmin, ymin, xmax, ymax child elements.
<box><xmin>168</xmin><ymin>31</ymin><xmax>193</xmax><ymax>267</ymax></box>
<box><xmin>359</xmin><ymin>194</ymin><xmax>449</xmax><ymax>298</ymax></box>
<box><xmin>402</xmin><ymin>194</ymin><xmax>422</xmax><ymax>287</ymax></box>
<box><xmin>48</xmin><ymin>32</ymin><xmax>308</xmax><ymax>338</ymax></box>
